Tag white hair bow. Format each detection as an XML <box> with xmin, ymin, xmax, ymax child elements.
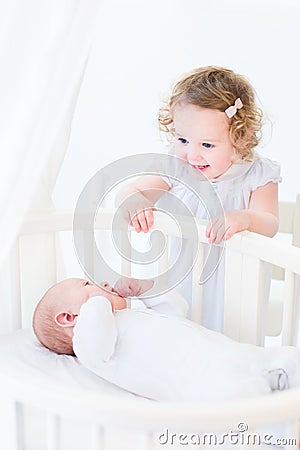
<box><xmin>224</xmin><ymin>98</ymin><xmax>243</xmax><ymax>118</ymax></box>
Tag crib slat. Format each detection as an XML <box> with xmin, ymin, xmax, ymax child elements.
<box><xmin>9</xmin><ymin>240</ymin><xmax>22</xmax><ymax>331</ymax></box>
<box><xmin>120</xmin><ymin>230</ymin><xmax>132</xmax><ymax>308</ymax></box>
<box><xmin>286</xmin><ymin>421</ymin><xmax>300</xmax><ymax>449</ymax></box>
<box><xmin>46</xmin><ymin>413</ymin><xmax>61</xmax><ymax>450</ymax></box>
<box><xmin>0</xmin><ymin>395</ymin><xmax>19</xmax><ymax>450</ymax></box>
<box><xmin>84</xmin><ymin>230</ymin><xmax>96</xmax><ymax>279</ymax></box>
<box><xmin>239</xmin><ymin>257</ymin><xmax>269</xmax><ymax>346</ymax></box>
<box><xmin>224</xmin><ymin>248</ymin><xmax>243</xmax><ymax>341</ymax></box>
<box><xmin>15</xmin><ymin>403</ymin><xmax>25</xmax><ymax>450</ymax></box>
<box><xmin>90</xmin><ymin>424</ymin><xmax>105</xmax><ymax>450</ymax></box>
<box><xmin>19</xmin><ymin>233</ymin><xmax>58</xmax><ymax>328</ymax></box>
<box><xmin>121</xmin><ymin>230</ymin><xmax>132</xmax><ymax>277</ymax></box>
<box><xmin>281</xmin><ymin>271</ymin><xmax>298</xmax><ymax>346</ymax></box>
<box><xmin>144</xmin><ymin>432</ymin><xmax>155</xmax><ymax>450</ymax></box>
<box><xmin>158</xmin><ymin>234</ymin><xmax>168</xmax><ymax>274</ymax></box>
<box><xmin>157</xmin><ymin>233</ymin><xmax>169</xmax><ymax>295</ymax></box>
<box><xmin>191</xmin><ymin>241</ymin><xmax>204</xmax><ymax>324</ymax></box>
<box><xmin>224</xmin><ymin>247</ymin><xmax>270</xmax><ymax>345</ymax></box>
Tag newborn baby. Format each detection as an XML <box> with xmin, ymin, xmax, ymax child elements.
<box><xmin>33</xmin><ymin>277</ymin><xmax>300</xmax><ymax>402</ymax></box>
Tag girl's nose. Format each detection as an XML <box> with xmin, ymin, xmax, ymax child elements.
<box><xmin>188</xmin><ymin>144</ymin><xmax>204</xmax><ymax>162</ymax></box>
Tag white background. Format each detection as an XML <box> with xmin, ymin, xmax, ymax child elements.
<box><xmin>53</xmin><ymin>0</ymin><xmax>300</xmax><ymax>208</ymax></box>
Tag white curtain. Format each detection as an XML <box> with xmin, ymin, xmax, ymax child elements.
<box><xmin>0</xmin><ymin>0</ymin><xmax>101</xmax><ymax>269</ymax></box>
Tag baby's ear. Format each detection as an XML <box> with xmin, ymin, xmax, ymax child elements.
<box><xmin>55</xmin><ymin>312</ymin><xmax>77</xmax><ymax>328</ymax></box>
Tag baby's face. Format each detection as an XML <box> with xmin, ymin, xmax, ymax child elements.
<box><xmin>55</xmin><ymin>278</ymin><xmax>127</xmax><ymax>314</ymax></box>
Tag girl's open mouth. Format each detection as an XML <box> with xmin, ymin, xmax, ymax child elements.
<box><xmin>192</xmin><ymin>164</ymin><xmax>210</xmax><ymax>171</ymax></box>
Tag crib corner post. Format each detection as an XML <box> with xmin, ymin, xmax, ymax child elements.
<box><xmin>0</xmin><ymin>391</ymin><xmax>19</xmax><ymax>450</ymax></box>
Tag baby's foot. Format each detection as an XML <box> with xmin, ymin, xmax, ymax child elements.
<box><xmin>266</xmin><ymin>368</ymin><xmax>289</xmax><ymax>391</ymax></box>
<box><xmin>265</xmin><ymin>346</ymin><xmax>300</xmax><ymax>390</ymax></box>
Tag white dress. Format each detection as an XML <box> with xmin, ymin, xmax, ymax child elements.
<box><xmin>73</xmin><ymin>295</ymin><xmax>300</xmax><ymax>403</ymax></box>
<box><xmin>158</xmin><ymin>154</ymin><xmax>281</xmax><ymax>332</ymax></box>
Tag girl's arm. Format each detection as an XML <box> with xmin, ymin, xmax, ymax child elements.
<box><xmin>206</xmin><ymin>182</ymin><xmax>279</xmax><ymax>244</ymax></box>
<box><xmin>115</xmin><ymin>175</ymin><xmax>170</xmax><ymax>233</ymax></box>
<box><xmin>247</xmin><ymin>181</ymin><xmax>279</xmax><ymax>237</ymax></box>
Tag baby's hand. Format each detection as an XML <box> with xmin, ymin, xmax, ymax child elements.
<box><xmin>206</xmin><ymin>210</ymin><xmax>250</xmax><ymax>244</ymax></box>
<box><xmin>113</xmin><ymin>277</ymin><xmax>154</xmax><ymax>297</ymax></box>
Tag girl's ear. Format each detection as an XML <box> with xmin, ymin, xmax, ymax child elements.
<box><xmin>55</xmin><ymin>312</ymin><xmax>78</xmax><ymax>328</ymax></box>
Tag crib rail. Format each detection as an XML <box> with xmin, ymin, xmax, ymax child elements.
<box><xmin>4</xmin><ymin>209</ymin><xmax>300</xmax><ymax>346</ymax></box>
<box><xmin>19</xmin><ymin>209</ymin><xmax>300</xmax><ymax>273</ymax></box>
<box><xmin>0</xmin><ymin>371</ymin><xmax>300</xmax><ymax>450</ymax></box>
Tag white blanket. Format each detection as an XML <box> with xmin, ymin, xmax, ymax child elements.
<box><xmin>73</xmin><ymin>295</ymin><xmax>300</xmax><ymax>402</ymax></box>
<box><xmin>0</xmin><ymin>323</ymin><xmax>297</xmax><ymax>449</ymax></box>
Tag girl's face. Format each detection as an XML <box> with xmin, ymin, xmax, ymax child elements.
<box><xmin>173</xmin><ymin>104</ymin><xmax>235</xmax><ymax>180</ymax></box>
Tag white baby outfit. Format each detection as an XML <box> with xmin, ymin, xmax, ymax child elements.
<box><xmin>158</xmin><ymin>154</ymin><xmax>281</xmax><ymax>332</ymax></box>
<box><xmin>73</xmin><ymin>294</ymin><xmax>300</xmax><ymax>403</ymax></box>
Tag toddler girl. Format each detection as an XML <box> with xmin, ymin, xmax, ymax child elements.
<box><xmin>116</xmin><ymin>66</ymin><xmax>280</xmax><ymax>331</ymax></box>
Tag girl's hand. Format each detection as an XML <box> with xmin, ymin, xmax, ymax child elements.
<box><xmin>118</xmin><ymin>192</ymin><xmax>156</xmax><ymax>233</ymax></box>
<box><xmin>113</xmin><ymin>277</ymin><xmax>154</xmax><ymax>297</ymax></box>
<box><xmin>206</xmin><ymin>210</ymin><xmax>250</xmax><ymax>244</ymax></box>
<box><xmin>115</xmin><ymin>175</ymin><xmax>170</xmax><ymax>234</ymax></box>
<box><xmin>130</xmin><ymin>207</ymin><xmax>155</xmax><ymax>233</ymax></box>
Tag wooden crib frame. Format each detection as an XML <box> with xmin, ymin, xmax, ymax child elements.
<box><xmin>1</xmin><ymin>209</ymin><xmax>300</xmax><ymax>450</ymax></box>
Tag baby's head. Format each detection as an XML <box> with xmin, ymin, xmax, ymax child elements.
<box><xmin>158</xmin><ymin>66</ymin><xmax>263</xmax><ymax>164</ymax></box>
<box><xmin>33</xmin><ymin>278</ymin><xmax>126</xmax><ymax>355</ymax></box>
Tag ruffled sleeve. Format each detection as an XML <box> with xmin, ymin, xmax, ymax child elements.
<box><xmin>248</xmin><ymin>157</ymin><xmax>282</xmax><ymax>192</ymax></box>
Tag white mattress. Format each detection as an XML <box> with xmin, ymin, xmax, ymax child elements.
<box><xmin>0</xmin><ymin>329</ymin><xmax>151</xmax><ymax>450</ymax></box>
<box><xmin>1</xmin><ymin>328</ymin><xmax>143</xmax><ymax>392</ymax></box>
<box><xmin>0</xmin><ymin>329</ymin><xmax>292</xmax><ymax>450</ymax></box>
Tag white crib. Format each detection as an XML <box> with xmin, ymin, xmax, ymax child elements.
<box><xmin>1</xmin><ymin>209</ymin><xmax>300</xmax><ymax>450</ymax></box>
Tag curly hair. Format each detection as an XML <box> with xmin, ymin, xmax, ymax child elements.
<box><xmin>158</xmin><ymin>66</ymin><xmax>263</xmax><ymax>161</ymax></box>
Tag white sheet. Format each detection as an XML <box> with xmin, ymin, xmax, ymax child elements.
<box><xmin>0</xmin><ymin>329</ymin><xmax>295</xmax><ymax>449</ymax></box>
<box><xmin>0</xmin><ymin>329</ymin><xmax>150</xmax><ymax>450</ymax></box>
<box><xmin>0</xmin><ymin>328</ymin><xmax>145</xmax><ymax>396</ymax></box>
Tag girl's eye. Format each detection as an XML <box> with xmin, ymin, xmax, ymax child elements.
<box><xmin>178</xmin><ymin>137</ymin><xmax>189</xmax><ymax>144</ymax></box>
<box><xmin>84</xmin><ymin>281</ymin><xmax>91</xmax><ymax>286</ymax></box>
<box><xmin>202</xmin><ymin>142</ymin><xmax>215</xmax><ymax>149</ymax></box>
